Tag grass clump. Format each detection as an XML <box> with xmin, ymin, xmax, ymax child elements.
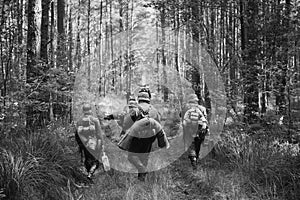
<box><xmin>214</xmin><ymin>121</ymin><xmax>300</xmax><ymax>200</ymax></box>
<box><xmin>0</xmin><ymin>123</ymin><xmax>88</xmax><ymax>200</ymax></box>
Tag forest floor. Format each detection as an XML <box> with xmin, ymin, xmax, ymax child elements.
<box><xmin>73</xmin><ymin>151</ymin><xmax>250</xmax><ymax>200</ymax></box>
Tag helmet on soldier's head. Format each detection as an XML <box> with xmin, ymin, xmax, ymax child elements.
<box><xmin>137</xmin><ymin>91</ymin><xmax>150</xmax><ymax>103</ymax></box>
<box><xmin>82</xmin><ymin>103</ymin><xmax>92</xmax><ymax>114</ymax></box>
<box><xmin>128</xmin><ymin>96</ymin><xmax>137</xmax><ymax>108</ymax></box>
<box><xmin>139</xmin><ymin>85</ymin><xmax>151</xmax><ymax>99</ymax></box>
<box><xmin>187</xmin><ymin>94</ymin><xmax>199</xmax><ymax>104</ymax></box>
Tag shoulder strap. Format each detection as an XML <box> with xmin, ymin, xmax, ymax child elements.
<box><xmin>137</xmin><ymin>105</ymin><xmax>151</xmax><ymax>117</ymax></box>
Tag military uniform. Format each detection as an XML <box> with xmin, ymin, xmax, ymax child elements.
<box><xmin>119</xmin><ymin>90</ymin><xmax>167</xmax><ymax>181</ymax></box>
<box><xmin>182</xmin><ymin>94</ymin><xmax>208</xmax><ymax>170</ymax></box>
<box><xmin>75</xmin><ymin>104</ymin><xmax>105</xmax><ymax>178</ymax></box>
<box><xmin>118</xmin><ymin>117</ymin><xmax>169</xmax><ymax>180</ymax></box>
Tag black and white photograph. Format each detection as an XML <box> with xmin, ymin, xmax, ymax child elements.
<box><xmin>0</xmin><ymin>0</ymin><xmax>299</xmax><ymax>199</ymax></box>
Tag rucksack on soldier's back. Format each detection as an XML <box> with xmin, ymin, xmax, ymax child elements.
<box><xmin>77</xmin><ymin>116</ymin><xmax>98</xmax><ymax>151</ymax></box>
<box><xmin>185</xmin><ymin>107</ymin><xmax>203</xmax><ymax>125</ymax></box>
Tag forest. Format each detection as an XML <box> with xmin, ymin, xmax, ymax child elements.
<box><xmin>0</xmin><ymin>0</ymin><xmax>300</xmax><ymax>199</ymax></box>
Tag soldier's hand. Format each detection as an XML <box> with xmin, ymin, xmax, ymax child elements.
<box><xmin>104</xmin><ymin>114</ymin><xmax>114</xmax><ymax>120</ymax></box>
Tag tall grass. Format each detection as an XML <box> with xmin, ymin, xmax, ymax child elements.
<box><xmin>1</xmin><ymin>117</ymin><xmax>299</xmax><ymax>199</ymax></box>
<box><xmin>215</xmin><ymin>122</ymin><xmax>300</xmax><ymax>200</ymax></box>
<box><xmin>0</xmin><ymin>123</ymin><xmax>88</xmax><ymax>200</ymax></box>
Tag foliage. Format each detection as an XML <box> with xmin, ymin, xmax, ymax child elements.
<box><xmin>216</xmin><ymin>118</ymin><xmax>300</xmax><ymax>200</ymax></box>
<box><xmin>0</xmin><ymin>124</ymin><xmax>87</xmax><ymax>200</ymax></box>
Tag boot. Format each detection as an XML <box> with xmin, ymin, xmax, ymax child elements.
<box><xmin>138</xmin><ymin>173</ymin><xmax>147</xmax><ymax>182</ymax></box>
<box><xmin>190</xmin><ymin>157</ymin><xmax>197</xmax><ymax>170</ymax></box>
<box><xmin>87</xmin><ymin>164</ymin><xmax>97</xmax><ymax>179</ymax></box>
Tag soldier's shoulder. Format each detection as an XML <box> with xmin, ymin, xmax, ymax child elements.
<box><xmin>197</xmin><ymin>105</ymin><xmax>206</xmax><ymax>109</ymax></box>
<box><xmin>149</xmin><ymin>117</ymin><xmax>161</xmax><ymax>126</ymax></box>
<box><xmin>89</xmin><ymin>116</ymin><xmax>100</xmax><ymax>123</ymax></box>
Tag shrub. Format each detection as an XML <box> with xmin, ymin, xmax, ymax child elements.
<box><xmin>0</xmin><ymin>123</ymin><xmax>87</xmax><ymax>200</ymax></box>
<box><xmin>216</xmin><ymin>122</ymin><xmax>300</xmax><ymax>200</ymax></box>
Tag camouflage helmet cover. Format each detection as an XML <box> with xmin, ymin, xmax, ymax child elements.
<box><xmin>187</xmin><ymin>94</ymin><xmax>199</xmax><ymax>103</ymax></box>
<box><xmin>137</xmin><ymin>91</ymin><xmax>150</xmax><ymax>102</ymax></box>
<box><xmin>82</xmin><ymin>103</ymin><xmax>92</xmax><ymax>114</ymax></box>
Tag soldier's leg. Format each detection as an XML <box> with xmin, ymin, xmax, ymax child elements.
<box><xmin>128</xmin><ymin>153</ymin><xmax>147</xmax><ymax>180</ymax></box>
<box><xmin>84</xmin><ymin>149</ymin><xmax>92</xmax><ymax>173</ymax></box>
<box><xmin>194</xmin><ymin>137</ymin><xmax>201</xmax><ymax>160</ymax></box>
<box><xmin>188</xmin><ymin>138</ymin><xmax>197</xmax><ymax>170</ymax></box>
<box><xmin>138</xmin><ymin>153</ymin><xmax>150</xmax><ymax>181</ymax></box>
<box><xmin>196</xmin><ymin>128</ymin><xmax>206</xmax><ymax>160</ymax></box>
<box><xmin>84</xmin><ymin>149</ymin><xmax>99</xmax><ymax>178</ymax></box>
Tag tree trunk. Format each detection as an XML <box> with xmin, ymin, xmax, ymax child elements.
<box><xmin>76</xmin><ymin>0</ymin><xmax>81</xmax><ymax>70</ymax></box>
<box><xmin>87</xmin><ymin>0</ymin><xmax>91</xmax><ymax>91</ymax></box>
<box><xmin>98</xmin><ymin>0</ymin><xmax>103</xmax><ymax>96</ymax></box>
<box><xmin>160</xmin><ymin>1</ymin><xmax>168</xmax><ymax>102</ymax></box>
<box><xmin>50</xmin><ymin>1</ymin><xmax>55</xmax><ymax>68</ymax></box>
<box><xmin>242</xmin><ymin>0</ymin><xmax>260</xmax><ymax>123</ymax></box>
<box><xmin>110</xmin><ymin>0</ymin><xmax>115</xmax><ymax>91</ymax></box>
<box><xmin>118</xmin><ymin>0</ymin><xmax>124</xmax><ymax>93</ymax></box>
<box><xmin>26</xmin><ymin>0</ymin><xmax>38</xmax><ymax>129</ymax></box>
<box><xmin>40</xmin><ymin>0</ymin><xmax>50</xmax><ymax>64</ymax></box>
<box><xmin>68</xmin><ymin>4</ymin><xmax>73</xmax><ymax>70</ymax></box>
<box><xmin>27</xmin><ymin>0</ymin><xmax>38</xmax><ymax>83</ymax></box>
<box><xmin>57</xmin><ymin>0</ymin><xmax>66</xmax><ymax>68</ymax></box>
<box><xmin>191</xmin><ymin>0</ymin><xmax>201</xmax><ymax>101</ymax></box>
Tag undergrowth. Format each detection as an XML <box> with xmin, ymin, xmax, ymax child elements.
<box><xmin>1</xmin><ymin>113</ymin><xmax>300</xmax><ymax>200</ymax></box>
<box><xmin>0</xmin><ymin>122</ymin><xmax>88</xmax><ymax>200</ymax></box>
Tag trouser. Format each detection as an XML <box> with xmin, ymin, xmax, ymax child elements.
<box><xmin>188</xmin><ymin>129</ymin><xmax>206</xmax><ymax>167</ymax></box>
<box><xmin>128</xmin><ymin>152</ymin><xmax>150</xmax><ymax>181</ymax></box>
<box><xmin>75</xmin><ymin>132</ymin><xmax>99</xmax><ymax>174</ymax></box>
<box><xmin>188</xmin><ymin>137</ymin><xmax>204</xmax><ymax>160</ymax></box>
<box><xmin>83</xmin><ymin>147</ymin><xmax>100</xmax><ymax>174</ymax></box>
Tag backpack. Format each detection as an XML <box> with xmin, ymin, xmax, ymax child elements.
<box><xmin>77</xmin><ymin>116</ymin><xmax>98</xmax><ymax>151</ymax></box>
<box><xmin>135</xmin><ymin>105</ymin><xmax>151</xmax><ymax>121</ymax></box>
<box><xmin>185</xmin><ymin>107</ymin><xmax>202</xmax><ymax>125</ymax></box>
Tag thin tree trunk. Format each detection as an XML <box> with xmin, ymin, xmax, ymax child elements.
<box><xmin>110</xmin><ymin>0</ymin><xmax>115</xmax><ymax>91</ymax></box>
<box><xmin>87</xmin><ymin>0</ymin><xmax>91</xmax><ymax>91</ymax></box>
<box><xmin>98</xmin><ymin>0</ymin><xmax>103</xmax><ymax>96</ymax></box>
<box><xmin>17</xmin><ymin>0</ymin><xmax>24</xmax><ymax>80</ymax></box>
<box><xmin>40</xmin><ymin>0</ymin><xmax>50</xmax><ymax>64</ymax></box>
<box><xmin>119</xmin><ymin>0</ymin><xmax>123</xmax><ymax>93</ymax></box>
<box><xmin>160</xmin><ymin>1</ymin><xmax>168</xmax><ymax>102</ymax></box>
<box><xmin>68</xmin><ymin>4</ymin><xmax>73</xmax><ymax>70</ymax></box>
<box><xmin>57</xmin><ymin>0</ymin><xmax>66</xmax><ymax>68</ymax></box>
<box><xmin>27</xmin><ymin>0</ymin><xmax>38</xmax><ymax>83</ymax></box>
<box><xmin>76</xmin><ymin>0</ymin><xmax>81</xmax><ymax>70</ymax></box>
<box><xmin>26</xmin><ymin>0</ymin><xmax>38</xmax><ymax>128</ymax></box>
<box><xmin>191</xmin><ymin>0</ymin><xmax>201</xmax><ymax>101</ymax></box>
<box><xmin>242</xmin><ymin>0</ymin><xmax>260</xmax><ymax>122</ymax></box>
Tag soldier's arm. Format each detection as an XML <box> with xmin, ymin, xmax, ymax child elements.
<box><xmin>76</xmin><ymin>121</ymin><xmax>88</xmax><ymax>143</ymax></box>
<box><xmin>182</xmin><ymin>110</ymin><xmax>190</xmax><ymax>126</ymax></box>
<box><xmin>199</xmin><ymin>112</ymin><xmax>208</xmax><ymax>129</ymax></box>
<box><xmin>202</xmin><ymin>107</ymin><xmax>208</xmax><ymax>119</ymax></box>
<box><xmin>104</xmin><ymin>111</ymin><xmax>125</xmax><ymax>120</ymax></box>
<box><xmin>154</xmin><ymin>120</ymin><xmax>170</xmax><ymax>149</ymax></box>
<box><xmin>94</xmin><ymin>117</ymin><xmax>105</xmax><ymax>151</ymax></box>
<box><xmin>122</xmin><ymin>109</ymin><xmax>138</xmax><ymax>131</ymax></box>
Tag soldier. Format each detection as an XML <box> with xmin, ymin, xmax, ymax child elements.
<box><xmin>118</xmin><ymin>117</ymin><xmax>169</xmax><ymax>181</ymax></box>
<box><xmin>182</xmin><ymin>94</ymin><xmax>209</xmax><ymax>170</ymax></box>
<box><xmin>75</xmin><ymin>104</ymin><xmax>105</xmax><ymax>179</ymax></box>
<box><xmin>118</xmin><ymin>89</ymin><xmax>166</xmax><ymax>181</ymax></box>
<box><xmin>122</xmin><ymin>90</ymin><xmax>161</xmax><ymax>131</ymax></box>
<box><xmin>104</xmin><ymin>95</ymin><xmax>138</xmax><ymax>139</ymax></box>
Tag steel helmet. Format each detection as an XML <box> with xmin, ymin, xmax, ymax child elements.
<box><xmin>128</xmin><ymin>96</ymin><xmax>137</xmax><ymax>107</ymax></box>
<box><xmin>137</xmin><ymin>91</ymin><xmax>150</xmax><ymax>103</ymax></box>
<box><xmin>82</xmin><ymin>103</ymin><xmax>92</xmax><ymax>114</ymax></box>
<box><xmin>187</xmin><ymin>94</ymin><xmax>199</xmax><ymax>104</ymax></box>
